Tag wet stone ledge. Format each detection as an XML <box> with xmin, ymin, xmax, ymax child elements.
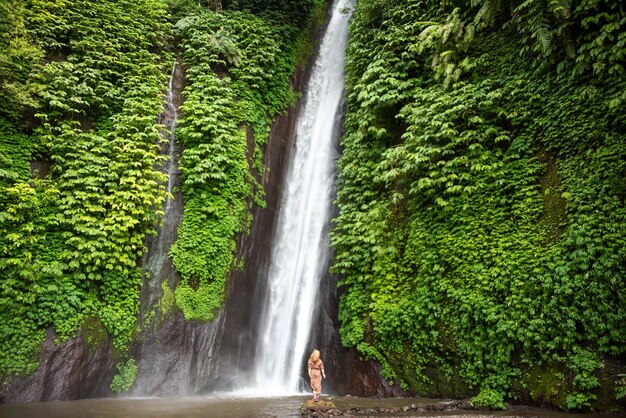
<box><xmin>300</xmin><ymin>398</ymin><xmax>540</xmax><ymax>417</ymax></box>
<box><xmin>301</xmin><ymin>399</ymin><xmax>341</xmax><ymax>416</ymax></box>
<box><xmin>302</xmin><ymin>399</ymin><xmax>465</xmax><ymax>417</ymax></box>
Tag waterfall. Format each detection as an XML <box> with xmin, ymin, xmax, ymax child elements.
<box><xmin>249</xmin><ymin>0</ymin><xmax>353</xmax><ymax>394</ymax></box>
<box><xmin>139</xmin><ymin>60</ymin><xmax>182</xmax><ymax>318</ymax></box>
<box><xmin>164</xmin><ymin>62</ymin><xmax>179</xmax><ymax>213</ymax></box>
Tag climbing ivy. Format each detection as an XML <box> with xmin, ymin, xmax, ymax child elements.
<box><xmin>110</xmin><ymin>358</ymin><xmax>138</xmax><ymax>393</ymax></box>
<box><xmin>333</xmin><ymin>0</ymin><xmax>626</xmax><ymax>410</ymax></box>
<box><xmin>0</xmin><ymin>2</ymin><xmax>43</xmax><ymax>124</ymax></box>
<box><xmin>0</xmin><ymin>0</ymin><xmax>170</xmax><ymax>376</ymax></box>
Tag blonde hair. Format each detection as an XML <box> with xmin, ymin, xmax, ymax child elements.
<box><xmin>310</xmin><ymin>349</ymin><xmax>320</xmax><ymax>362</ymax></box>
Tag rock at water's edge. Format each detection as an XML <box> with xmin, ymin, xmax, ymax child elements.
<box><xmin>1</xmin><ymin>328</ymin><xmax>116</xmax><ymax>402</ymax></box>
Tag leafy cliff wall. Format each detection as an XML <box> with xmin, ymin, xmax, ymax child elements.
<box><xmin>1</xmin><ymin>0</ymin><xmax>171</xmax><ymax>389</ymax></box>
<box><xmin>332</xmin><ymin>0</ymin><xmax>626</xmax><ymax>411</ymax></box>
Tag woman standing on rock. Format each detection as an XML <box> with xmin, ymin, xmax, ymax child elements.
<box><xmin>307</xmin><ymin>349</ymin><xmax>326</xmax><ymax>402</ymax></box>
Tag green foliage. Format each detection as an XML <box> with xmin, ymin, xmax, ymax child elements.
<box><xmin>170</xmin><ymin>8</ymin><xmax>315</xmax><ymax>320</ymax></box>
<box><xmin>525</xmin><ymin>363</ymin><xmax>568</xmax><ymax>406</ymax></box>
<box><xmin>333</xmin><ymin>0</ymin><xmax>626</xmax><ymax>410</ymax></box>
<box><xmin>0</xmin><ymin>178</ymin><xmax>72</xmax><ymax>375</ymax></box>
<box><xmin>565</xmin><ymin>348</ymin><xmax>601</xmax><ymax>409</ymax></box>
<box><xmin>110</xmin><ymin>358</ymin><xmax>137</xmax><ymax>393</ymax></box>
<box><xmin>470</xmin><ymin>388</ymin><xmax>506</xmax><ymax>410</ymax></box>
<box><xmin>617</xmin><ymin>374</ymin><xmax>626</xmax><ymax>400</ymax></box>
<box><xmin>224</xmin><ymin>0</ymin><xmax>322</xmax><ymax>28</ymax></box>
<box><xmin>166</xmin><ymin>0</ymin><xmax>204</xmax><ymax>22</ymax></box>
<box><xmin>0</xmin><ymin>119</ymin><xmax>32</xmax><ymax>188</ymax></box>
<box><xmin>0</xmin><ymin>2</ymin><xmax>44</xmax><ymax>123</ymax></box>
<box><xmin>159</xmin><ymin>280</ymin><xmax>177</xmax><ymax>317</ymax></box>
<box><xmin>1</xmin><ymin>0</ymin><xmax>170</xmax><ymax>376</ymax></box>
<box><xmin>81</xmin><ymin>316</ymin><xmax>109</xmax><ymax>352</ymax></box>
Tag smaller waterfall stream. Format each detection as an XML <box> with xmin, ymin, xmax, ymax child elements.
<box><xmin>139</xmin><ymin>60</ymin><xmax>183</xmax><ymax>318</ymax></box>
<box><xmin>164</xmin><ymin>62</ymin><xmax>179</xmax><ymax>213</ymax></box>
<box><xmin>248</xmin><ymin>0</ymin><xmax>353</xmax><ymax>394</ymax></box>
<box><xmin>133</xmin><ymin>60</ymin><xmax>224</xmax><ymax>396</ymax></box>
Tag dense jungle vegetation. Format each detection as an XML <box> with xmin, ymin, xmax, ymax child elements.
<box><xmin>332</xmin><ymin>0</ymin><xmax>626</xmax><ymax>410</ymax></box>
<box><xmin>1</xmin><ymin>0</ymin><xmax>624</xmax><ymax>410</ymax></box>
<box><xmin>0</xmin><ymin>0</ymin><xmax>322</xmax><ymax>388</ymax></box>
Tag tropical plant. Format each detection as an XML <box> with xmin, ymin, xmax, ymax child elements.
<box><xmin>332</xmin><ymin>0</ymin><xmax>626</xmax><ymax>410</ymax></box>
<box><xmin>170</xmin><ymin>5</ymin><xmax>321</xmax><ymax>320</ymax></box>
<box><xmin>0</xmin><ymin>0</ymin><xmax>170</xmax><ymax>376</ymax></box>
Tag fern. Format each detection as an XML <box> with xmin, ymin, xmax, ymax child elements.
<box><xmin>617</xmin><ymin>374</ymin><xmax>626</xmax><ymax>400</ymax></box>
<box><xmin>549</xmin><ymin>0</ymin><xmax>571</xmax><ymax>19</ymax></box>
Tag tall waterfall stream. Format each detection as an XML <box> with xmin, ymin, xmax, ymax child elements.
<box><xmin>244</xmin><ymin>0</ymin><xmax>353</xmax><ymax>395</ymax></box>
<box><xmin>164</xmin><ymin>61</ymin><xmax>179</xmax><ymax>213</ymax></box>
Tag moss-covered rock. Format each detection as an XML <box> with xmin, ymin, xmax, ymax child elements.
<box><xmin>80</xmin><ymin>316</ymin><xmax>109</xmax><ymax>353</ymax></box>
<box><xmin>300</xmin><ymin>399</ymin><xmax>338</xmax><ymax>417</ymax></box>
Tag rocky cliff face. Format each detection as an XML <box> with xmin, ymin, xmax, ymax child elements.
<box><xmin>126</xmin><ymin>83</ymin><xmax>292</xmax><ymax>397</ymax></box>
<box><xmin>129</xmin><ymin>313</ymin><xmax>222</xmax><ymax>396</ymax></box>
<box><xmin>0</xmin><ymin>66</ymin><xmax>321</xmax><ymax>402</ymax></box>
<box><xmin>2</xmin><ymin>328</ymin><xmax>116</xmax><ymax>402</ymax></box>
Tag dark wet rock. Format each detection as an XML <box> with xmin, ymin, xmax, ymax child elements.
<box><xmin>425</xmin><ymin>399</ymin><xmax>463</xmax><ymax>411</ymax></box>
<box><xmin>2</xmin><ymin>328</ymin><xmax>116</xmax><ymax>402</ymax></box>
<box><xmin>337</xmin><ymin>353</ymin><xmax>412</xmax><ymax>397</ymax></box>
<box><xmin>300</xmin><ymin>398</ymin><xmax>492</xmax><ymax>417</ymax></box>
<box><xmin>30</xmin><ymin>159</ymin><xmax>51</xmax><ymax>179</ymax></box>
<box><xmin>137</xmin><ymin>60</ymin><xmax>185</xmax><ymax>322</ymax></box>
<box><xmin>129</xmin><ymin>312</ymin><xmax>222</xmax><ymax>396</ymax></box>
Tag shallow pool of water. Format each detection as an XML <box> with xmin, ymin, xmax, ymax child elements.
<box><xmin>0</xmin><ymin>395</ymin><xmax>620</xmax><ymax>418</ymax></box>
<box><xmin>0</xmin><ymin>395</ymin><xmax>305</xmax><ymax>418</ymax></box>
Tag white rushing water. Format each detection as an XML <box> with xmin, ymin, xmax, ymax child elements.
<box><xmin>164</xmin><ymin>61</ymin><xmax>179</xmax><ymax>213</ymax></box>
<box><xmin>250</xmin><ymin>0</ymin><xmax>354</xmax><ymax>395</ymax></box>
<box><xmin>139</xmin><ymin>60</ymin><xmax>181</xmax><ymax>316</ymax></box>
